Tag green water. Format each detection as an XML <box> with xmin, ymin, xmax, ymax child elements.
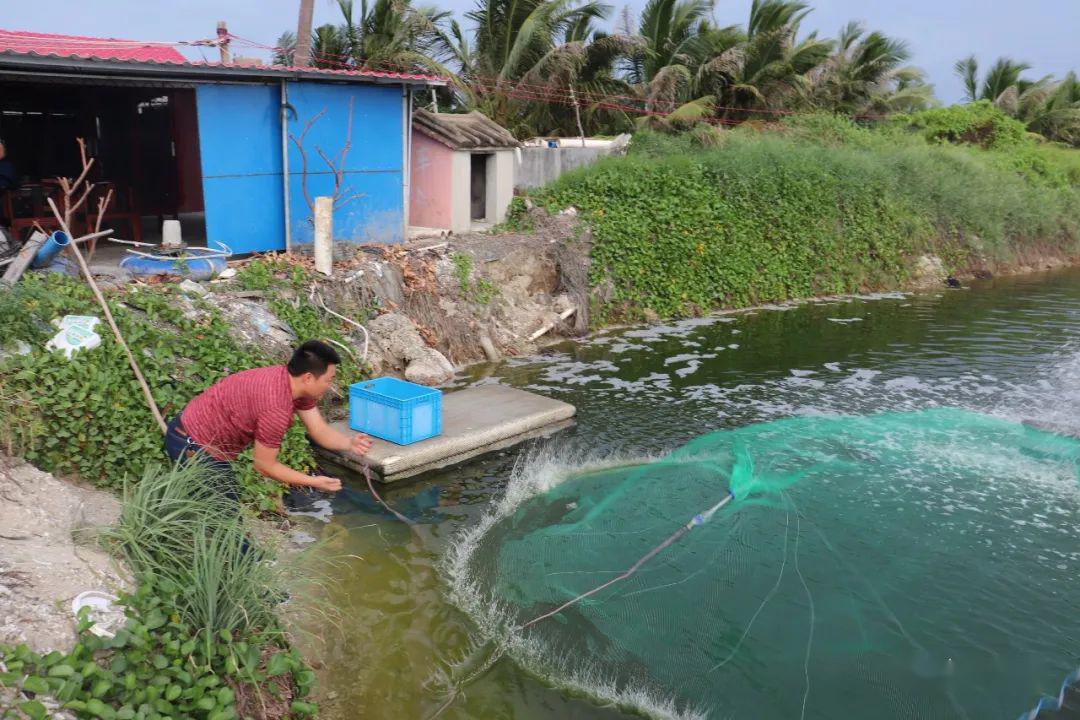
<box><xmin>292</xmin><ymin>270</ymin><xmax>1080</xmax><ymax>719</ymax></box>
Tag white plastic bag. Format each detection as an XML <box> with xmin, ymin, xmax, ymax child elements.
<box><xmin>46</xmin><ymin>315</ymin><xmax>102</xmax><ymax>358</ymax></box>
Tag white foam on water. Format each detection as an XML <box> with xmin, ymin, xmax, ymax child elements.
<box><xmin>675</xmin><ymin>362</ymin><xmax>703</xmax><ymax>378</ymax></box>
<box><xmin>827</xmin><ymin>317</ymin><xmax>864</xmax><ymax>324</ymax></box>
<box><xmin>665</xmin><ymin>353</ymin><xmax>718</xmax><ymax>366</ymax></box>
<box><xmin>611</xmin><ymin>342</ymin><xmax>649</xmax><ymax>353</ymax></box>
<box><xmin>539</xmin><ymin>359</ymin><xmax>622</xmax><ymax>386</ymax></box>
<box><xmin>605</xmin><ymin>372</ymin><xmax>673</xmax><ymax>394</ymax></box>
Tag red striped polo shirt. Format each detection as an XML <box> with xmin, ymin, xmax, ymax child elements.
<box><xmin>181</xmin><ymin>365</ymin><xmax>316</xmax><ymax>461</ymax></box>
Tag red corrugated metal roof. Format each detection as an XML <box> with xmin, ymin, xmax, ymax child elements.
<box><xmin>0</xmin><ymin>29</ymin><xmax>187</xmax><ymax>63</ymax></box>
<box><xmin>0</xmin><ymin>29</ymin><xmax>447</xmax><ymax>83</ymax></box>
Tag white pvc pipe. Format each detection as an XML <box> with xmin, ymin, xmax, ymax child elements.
<box><xmin>314</xmin><ymin>196</ymin><xmax>333</xmax><ymax>276</ymax></box>
<box><xmin>310</xmin><ymin>287</ymin><xmax>369</xmax><ymax>362</ymax></box>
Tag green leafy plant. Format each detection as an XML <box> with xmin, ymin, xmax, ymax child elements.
<box><xmin>536</xmin><ymin>122</ymin><xmax>1080</xmax><ymax>322</ymax></box>
<box><xmin>450</xmin><ymin>252</ymin><xmax>499</xmax><ymax>305</ymax></box>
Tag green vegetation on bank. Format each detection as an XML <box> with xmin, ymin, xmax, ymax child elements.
<box><xmin>0</xmin><ymin>464</ymin><xmax>315</xmax><ymax>720</ymax></box>
<box><xmin>0</xmin><ymin>260</ymin><xmax>367</xmax><ymax>511</ymax></box>
<box><xmin>532</xmin><ymin>108</ymin><xmax>1080</xmax><ymax>321</ymax></box>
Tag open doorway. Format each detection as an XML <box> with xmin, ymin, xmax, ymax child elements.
<box><xmin>0</xmin><ymin>81</ymin><xmax>205</xmax><ymax>254</ymax></box>
<box><xmin>470</xmin><ymin>153</ymin><xmax>491</xmax><ymax>221</ymax></box>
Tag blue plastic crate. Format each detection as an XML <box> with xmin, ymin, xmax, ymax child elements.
<box><xmin>348</xmin><ymin>377</ymin><xmax>442</xmax><ymax>445</ymax></box>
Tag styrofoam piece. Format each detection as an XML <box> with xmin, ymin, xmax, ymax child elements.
<box><xmin>71</xmin><ymin>591</ymin><xmax>124</xmax><ymax>638</ymax></box>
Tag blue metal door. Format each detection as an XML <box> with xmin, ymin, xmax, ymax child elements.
<box><xmin>195</xmin><ymin>84</ymin><xmax>285</xmax><ymax>254</ymax></box>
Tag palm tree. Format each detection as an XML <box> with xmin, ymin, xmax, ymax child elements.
<box><xmin>626</xmin><ymin>0</ymin><xmax>744</xmax><ymax>114</ymax></box>
<box><xmin>449</xmin><ymin>0</ymin><xmax>615</xmax><ymax>134</ymax></box>
<box><xmin>955</xmin><ymin>55</ymin><xmax>1080</xmax><ymax>145</ymax></box>
<box><xmin>954</xmin><ymin>55</ymin><xmax>1031</xmax><ymax>103</ymax></box>
<box><xmin>295</xmin><ymin>0</ymin><xmax>316</xmax><ymax>67</ymax></box>
<box><xmin>278</xmin><ymin>0</ymin><xmax>454</xmax><ymax>74</ymax></box>
<box><xmin>723</xmin><ymin>0</ymin><xmax>832</xmax><ymax>114</ymax></box>
<box><xmin>808</xmin><ymin>22</ymin><xmax>933</xmax><ymax>114</ymax></box>
<box><xmin>518</xmin><ymin>18</ymin><xmax>644</xmax><ymax>135</ymax></box>
<box><xmin>997</xmin><ymin>72</ymin><xmax>1080</xmax><ymax>146</ymax></box>
<box><xmin>311</xmin><ymin>23</ymin><xmax>350</xmax><ymax>68</ymax></box>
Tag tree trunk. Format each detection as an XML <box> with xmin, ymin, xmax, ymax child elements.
<box><xmin>294</xmin><ymin>0</ymin><xmax>315</xmax><ymax>68</ymax></box>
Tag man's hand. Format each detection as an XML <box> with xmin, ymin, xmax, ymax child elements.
<box><xmin>311</xmin><ymin>475</ymin><xmax>343</xmax><ymax>492</ymax></box>
<box><xmin>349</xmin><ymin>433</ymin><xmax>374</xmax><ymax>456</ymax></box>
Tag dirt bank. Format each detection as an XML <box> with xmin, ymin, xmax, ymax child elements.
<box><xmin>0</xmin><ymin>458</ymin><xmax>125</xmax><ymax>654</ymax></box>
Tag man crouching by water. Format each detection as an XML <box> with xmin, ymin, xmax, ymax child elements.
<box><xmin>164</xmin><ymin>339</ymin><xmax>373</xmax><ymax>502</ymax></box>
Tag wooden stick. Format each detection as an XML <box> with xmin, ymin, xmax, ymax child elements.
<box><xmin>47</xmin><ymin>197</ymin><xmax>167</xmax><ymax>435</ymax></box>
<box><xmin>87</xmin><ymin>187</ymin><xmax>114</xmax><ymax>262</ymax></box>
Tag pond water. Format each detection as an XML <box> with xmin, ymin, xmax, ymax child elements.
<box><xmin>292</xmin><ymin>270</ymin><xmax>1080</xmax><ymax>720</ymax></box>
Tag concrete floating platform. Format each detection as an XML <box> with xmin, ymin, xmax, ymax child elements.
<box><xmin>316</xmin><ymin>385</ymin><xmax>576</xmax><ymax>483</ymax></box>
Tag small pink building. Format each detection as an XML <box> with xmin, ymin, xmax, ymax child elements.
<box><xmin>410</xmin><ymin>109</ymin><xmax>519</xmax><ymax>234</ymax></box>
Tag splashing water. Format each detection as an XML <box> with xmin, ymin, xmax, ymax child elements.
<box><xmin>446</xmin><ymin>408</ymin><xmax>1080</xmax><ymax>719</ymax></box>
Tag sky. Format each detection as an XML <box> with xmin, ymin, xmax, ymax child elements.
<box><xmin>4</xmin><ymin>1</ymin><xmax>1079</xmax><ymax>104</ymax></box>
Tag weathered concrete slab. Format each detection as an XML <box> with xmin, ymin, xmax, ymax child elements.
<box><xmin>316</xmin><ymin>385</ymin><xmax>576</xmax><ymax>483</ymax></box>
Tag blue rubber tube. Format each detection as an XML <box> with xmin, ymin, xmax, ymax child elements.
<box><xmin>31</xmin><ymin>231</ymin><xmax>70</xmax><ymax>269</ymax></box>
<box><xmin>120</xmin><ymin>252</ymin><xmax>227</xmax><ymax>281</ymax></box>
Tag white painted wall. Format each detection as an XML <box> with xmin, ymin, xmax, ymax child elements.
<box><xmin>486</xmin><ymin>149</ymin><xmax>516</xmax><ymax>225</ymax></box>
<box><xmin>449</xmin><ymin>151</ymin><xmax>472</xmax><ymax>233</ymax></box>
<box><xmin>442</xmin><ymin>148</ymin><xmax>517</xmax><ymax>232</ymax></box>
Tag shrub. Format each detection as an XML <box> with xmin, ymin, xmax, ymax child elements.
<box><xmin>898</xmin><ymin>101</ymin><xmax>1030</xmax><ymax>150</ymax></box>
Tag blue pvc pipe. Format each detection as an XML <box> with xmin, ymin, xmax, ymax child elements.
<box><xmin>31</xmin><ymin>231</ymin><xmax>70</xmax><ymax>269</ymax></box>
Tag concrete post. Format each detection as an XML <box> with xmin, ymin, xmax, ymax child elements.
<box><xmin>314</xmin><ymin>196</ymin><xmax>333</xmax><ymax>276</ymax></box>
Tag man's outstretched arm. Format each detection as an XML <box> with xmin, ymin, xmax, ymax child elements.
<box><xmin>297</xmin><ymin>407</ymin><xmax>373</xmax><ymax>457</ymax></box>
<box><xmin>252</xmin><ymin>440</ymin><xmax>342</xmax><ymax>492</ymax></box>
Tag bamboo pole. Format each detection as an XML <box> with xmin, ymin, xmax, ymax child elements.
<box><xmin>47</xmin><ymin>197</ymin><xmax>168</xmax><ymax>435</ymax></box>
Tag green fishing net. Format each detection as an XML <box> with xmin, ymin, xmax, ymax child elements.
<box><xmin>460</xmin><ymin>409</ymin><xmax>1080</xmax><ymax>719</ymax></box>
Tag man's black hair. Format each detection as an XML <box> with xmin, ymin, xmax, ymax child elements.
<box><xmin>287</xmin><ymin>340</ymin><xmax>341</xmax><ymax>377</ymax></box>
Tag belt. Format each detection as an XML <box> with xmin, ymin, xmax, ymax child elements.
<box><xmin>171</xmin><ymin>416</ymin><xmax>190</xmax><ymax>439</ymax></box>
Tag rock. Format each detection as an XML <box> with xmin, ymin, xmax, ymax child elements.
<box><xmin>368</xmin><ymin>313</ymin><xmax>455</xmax><ymax>385</ymax></box>
<box><xmin>205</xmin><ymin>295</ymin><xmax>297</xmax><ymax>359</ymax></box>
<box><xmin>179</xmin><ymin>279</ymin><xmax>209</xmax><ymax>297</ymax></box>
<box><xmin>558</xmin><ymin>206</ymin><xmax>578</xmax><ymax>217</ymax></box>
<box><xmin>404</xmin><ymin>348</ymin><xmax>455</xmax><ymax>385</ymax></box>
<box><xmin>0</xmin><ymin>459</ymin><xmax>125</xmax><ymax>654</ymax></box>
<box><xmin>353</xmin><ymin>261</ymin><xmax>405</xmax><ymax>310</ymax></box>
<box><xmin>910</xmin><ymin>255</ymin><xmax>947</xmax><ymax>290</ymax></box>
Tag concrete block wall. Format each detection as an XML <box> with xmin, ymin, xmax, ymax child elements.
<box><xmin>515</xmin><ymin>145</ymin><xmax>618</xmax><ymax>190</ymax></box>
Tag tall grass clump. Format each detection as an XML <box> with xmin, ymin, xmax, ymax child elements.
<box><xmin>106</xmin><ymin>463</ymin><xmax>284</xmax><ymax>648</ymax></box>
<box><xmin>538</xmin><ymin>119</ymin><xmax>1080</xmax><ymax>321</ymax></box>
